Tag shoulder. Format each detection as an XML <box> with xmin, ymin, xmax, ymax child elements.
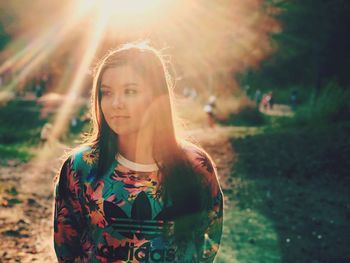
<box><xmin>181</xmin><ymin>142</ymin><xmax>222</xmax><ymax>198</ymax></box>
<box><xmin>59</xmin><ymin>145</ymin><xmax>99</xmax><ymax>179</ymax></box>
<box><xmin>181</xmin><ymin>142</ymin><xmax>215</xmax><ymax>171</ymax></box>
<box><xmin>56</xmin><ymin>146</ymin><xmax>97</xmax><ymax>198</ymax></box>
<box><xmin>71</xmin><ymin>145</ymin><xmax>99</xmax><ymax>169</ymax></box>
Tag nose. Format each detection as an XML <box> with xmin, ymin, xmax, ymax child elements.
<box><xmin>112</xmin><ymin>95</ymin><xmax>125</xmax><ymax>109</ymax></box>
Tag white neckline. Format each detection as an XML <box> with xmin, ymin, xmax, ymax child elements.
<box><xmin>116</xmin><ymin>153</ymin><xmax>158</xmax><ymax>172</ymax></box>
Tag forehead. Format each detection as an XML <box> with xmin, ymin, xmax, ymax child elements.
<box><xmin>101</xmin><ymin>65</ymin><xmax>144</xmax><ymax>86</ymax></box>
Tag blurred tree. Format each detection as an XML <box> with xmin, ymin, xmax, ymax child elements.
<box><xmin>240</xmin><ymin>0</ymin><xmax>350</xmax><ymax>91</ymax></box>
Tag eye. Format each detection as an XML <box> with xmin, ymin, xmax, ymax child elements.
<box><xmin>101</xmin><ymin>90</ymin><xmax>112</xmax><ymax>96</ymax></box>
<box><xmin>125</xmin><ymin>88</ymin><xmax>137</xmax><ymax>95</ymax></box>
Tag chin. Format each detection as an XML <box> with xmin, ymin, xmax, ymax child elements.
<box><xmin>111</xmin><ymin>127</ymin><xmax>139</xmax><ymax>136</ymax></box>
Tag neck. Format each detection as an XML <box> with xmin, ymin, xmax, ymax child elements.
<box><xmin>117</xmin><ymin>128</ymin><xmax>154</xmax><ymax>164</ymax></box>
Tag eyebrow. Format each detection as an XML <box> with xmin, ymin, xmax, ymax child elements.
<box><xmin>101</xmin><ymin>83</ymin><xmax>139</xmax><ymax>89</ymax></box>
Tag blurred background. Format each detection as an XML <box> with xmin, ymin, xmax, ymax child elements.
<box><xmin>0</xmin><ymin>0</ymin><xmax>349</xmax><ymax>262</ymax></box>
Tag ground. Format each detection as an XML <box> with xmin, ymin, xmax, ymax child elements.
<box><xmin>2</xmin><ymin>104</ymin><xmax>349</xmax><ymax>262</ymax></box>
<box><xmin>0</xmin><ymin>142</ymin><xmax>66</xmax><ymax>262</ymax></box>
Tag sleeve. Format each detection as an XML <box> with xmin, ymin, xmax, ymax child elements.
<box><xmin>188</xmin><ymin>147</ymin><xmax>224</xmax><ymax>262</ymax></box>
<box><xmin>54</xmin><ymin>157</ymin><xmax>85</xmax><ymax>262</ymax></box>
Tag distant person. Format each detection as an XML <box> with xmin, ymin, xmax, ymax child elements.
<box><xmin>203</xmin><ymin>95</ymin><xmax>216</xmax><ymax>128</ymax></box>
<box><xmin>53</xmin><ymin>43</ymin><xmax>223</xmax><ymax>262</ymax></box>
<box><xmin>189</xmin><ymin>87</ymin><xmax>198</xmax><ymax>100</ymax></box>
<box><xmin>268</xmin><ymin>91</ymin><xmax>274</xmax><ymax>109</ymax></box>
<box><xmin>70</xmin><ymin>116</ymin><xmax>79</xmax><ymax>132</ymax></box>
<box><xmin>34</xmin><ymin>81</ymin><xmax>43</xmax><ymax>98</ymax></box>
<box><xmin>40</xmin><ymin>123</ymin><xmax>53</xmax><ymax>144</ymax></box>
<box><xmin>183</xmin><ymin>86</ymin><xmax>190</xmax><ymax>97</ymax></box>
<box><xmin>290</xmin><ymin>90</ymin><xmax>298</xmax><ymax>110</ymax></box>
<box><xmin>261</xmin><ymin>93</ymin><xmax>270</xmax><ymax>110</ymax></box>
<box><xmin>40</xmin><ymin>73</ymin><xmax>49</xmax><ymax>91</ymax></box>
<box><xmin>71</xmin><ymin>117</ymin><xmax>78</xmax><ymax>128</ymax></box>
<box><xmin>183</xmin><ymin>87</ymin><xmax>197</xmax><ymax>100</ymax></box>
<box><xmin>254</xmin><ymin>89</ymin><xmax>262</xmax><ymax>107</ymax></box>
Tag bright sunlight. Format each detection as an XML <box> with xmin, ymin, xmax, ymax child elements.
<box><xmin>2</xmin><ymin>0</ymin><xmax>350</xmax><ymax>262</ymax></box>
<box><xmin>80</xmin><ymin>0</ymin><xmax>172</xmax><ymax>29</ymax></box>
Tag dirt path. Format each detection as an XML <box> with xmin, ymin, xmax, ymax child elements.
<box><xmin>0</xmin><ymin>127</ymin><xmax>236</xmax><ymax>262</ymax></box>
<box><xmin>260</xmin><ymin>103</ymin><xmax>294</xmax><ymax>117</ymax></box>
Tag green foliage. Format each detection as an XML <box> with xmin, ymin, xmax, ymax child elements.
<box><xmin>241</xmin><ymin>0</ymin><xmax>350</xmax><ymax>90</ymax></box>
<box><xmin>219</xmin><ymin>105</ymin><xmax>266</xmax><ymax>127</ymax></box>
<box><xmin>0</xmin><ymin>144</ymin><xmax>32</xmax><ymax>163</ymax></box>
<box><xmin>280</xmin><ymin>82</ymin><xmax>350</xmax><ymax>127</ymax></box>
<box><xmin>0</xmin><ymin>99</ymin><xmax>44</xmax><ymax>162</ymax></box>
<box><xmin>0</xmin><ymin>99</ymin><xmax>45</xmax><ymax>144</ymax></box>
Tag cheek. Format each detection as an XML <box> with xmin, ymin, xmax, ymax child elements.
<box><xmin>138</xmin><ymin>100</ymin><xmax>153</xmax><ymax>118</ymax></box>
<box><xmin>100</xmin><ymin>98</ymin><xmax>108</xmax><ymax>115</ymax></box>
<box><xmin>139</xmin><ymin>100</ymin><xmax>156</xmax><ymax>124</ymax></box>
<box><xmin>100</xmin><ymin>100</ymin><xmax>113</xmax><ymax>126</ymax></box>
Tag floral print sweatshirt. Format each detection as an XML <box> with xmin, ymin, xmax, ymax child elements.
<box><xmin>53</xmin><ymin>145</ymin><xmax>223</xmax><ymax>262</ymax></box>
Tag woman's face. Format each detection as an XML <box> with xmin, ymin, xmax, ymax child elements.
<box><xmin>100</xmin><ymin>64</ymin><xmax>154</xmax><ymax>136</ymax></box>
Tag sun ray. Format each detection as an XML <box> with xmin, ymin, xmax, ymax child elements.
<box><xmin>50</xmin><ymin>12</ymin><xmax>108</xmax><ymax>144</ymax></box>
<box><xmin>0</xmin><ymin>2</ymin><xmax>96</xmax><ymax>100</ymax></box>
<box><xmin>2</xmin><ymin>0</ymin><xmax>280</xmax><ymax>181</ymax></box>
<box><xmin>31</xmin><ymin>7</ymin><xmax>109</xmax><ymax>167</ymax></box>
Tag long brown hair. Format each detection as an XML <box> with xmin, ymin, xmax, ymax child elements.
<box><xmin>85</xmin><ymin>42</ymin><xmax>212</xmax><ymax>244</ymax></box>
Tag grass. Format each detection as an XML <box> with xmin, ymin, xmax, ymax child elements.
<box><xmin>0</xmin><ymin>144</ymin><xmax>32</xmax><ymax>164</ymax></box>
<box><xmin>0</xmin><ymin>98</ymin><xmax>45</xmax><ymax>163</ymax></box>
<box><xmin>216</xmin><ymin>122</ymin><xmax>350</xmax><ymax>263</ymax></box>
<box><xmin>1</xmin><ymin>90</ymin><xmax>350</xmax><ymax>262</ymax></box>
<box><xmin>277</xmin><ymin>83</ymin><xmax>350</xmax><ymax>128</ymax></box>
<box><xmin>0</xmin><ymin>97</ymin><xmax>89</xmax><ymax>163</ymax></box>
<box><xmin>218</xmin><ymin>106</ymin><xmax>266</xmax><ymax>127</ymax></box>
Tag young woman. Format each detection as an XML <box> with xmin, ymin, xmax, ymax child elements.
<box><xmin>53</xmin><ymin>43</ymin><xmax>224</xmax><ymax>262</ymax></box>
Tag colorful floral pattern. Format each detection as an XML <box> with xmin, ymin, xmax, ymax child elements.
<box><xmin>54</xmin><ymin>146</ymin><xmax>223</xmax><ymax>262</ymax></box>
<box><xmin>111</xmin><ymin>165</ymin><xmax>160</xmax><ymax>201</ymax></box>
<box><xmin>84</xmin><ymin>181</ymin><xmax>108</xmax><ymax>228</ymax></box>
<box><xmin>82</xmin><ymin>148</ymin><xmax>99</xmax><ymax>165</ymax></box>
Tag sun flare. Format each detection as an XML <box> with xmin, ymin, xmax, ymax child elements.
<box><xmin>0</xmin><ymin>0</ymin><xmax>278</xmax><ymax>154</ymax></box>
<box><xmin>95</xmin><ymin>0</ymin><xmax>164</xmax><ymax>14</ymax></box>
<box><xmin>79</xmin><ymin>0</ymin><xmax>170</xmax><ymax>25</ymax></box>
